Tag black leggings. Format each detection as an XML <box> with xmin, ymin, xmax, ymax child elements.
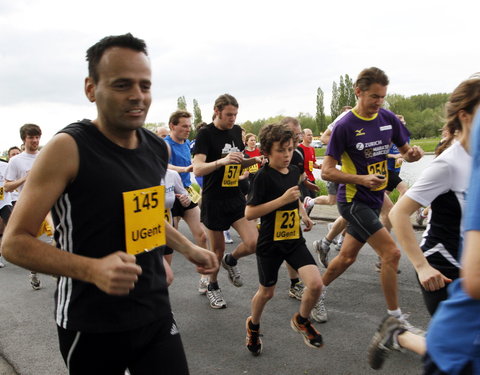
<box><xmin>417</xmin><ymin>266</ymin><xmax>459</xmax><ymax>316</ymax></box>
<box><xmin>58</xmin><ymin>314</ymin><xmax>189</xmax><ymax>375</ymax></box>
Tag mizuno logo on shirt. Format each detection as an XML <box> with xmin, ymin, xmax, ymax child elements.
<box><xmin>355</xmin><ymin>128</ymin><xmax>365</xmax><ymax>136</ymax></box>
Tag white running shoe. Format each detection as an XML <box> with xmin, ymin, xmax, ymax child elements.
<box><xmin>206</xmin><ymin>287</ymin><xmax>227</xmax><ymax>309</ymax></box>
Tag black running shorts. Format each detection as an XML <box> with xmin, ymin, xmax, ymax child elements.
<box><xmin>385</xmin><ymin>170</ymin><xmax>403</xmax><ymax>192</ymax></box>
<box><xmin>200</xmin><ymin>193</ymin><xmax>246</xmax><ymax>231</ymax></box>
<box><xmin>337</xmin><ymin>201</ymin><xmax>383</xmax><ymax>244</ymax></box>
<box><xmin>256</xmin><ymin>243</ymin><xmax>316</xmax><ymax>287</ymax></box>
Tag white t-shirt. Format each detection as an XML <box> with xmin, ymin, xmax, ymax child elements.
<box><xmin>0</xmin><ymin>162</ymin><xmax>13</xmax><ymax>210</ymax></box>
<box><xmin>327</xmin><ymin>110</ymin><xmax>351</xmax><ymax>132</ymax></box>
<box><xmin>5</xmin><ymin>151</ymin><xmax>39</xmax><ymax>198</ymax></box>
<box><xmin>406</xmin><ymin>141</ymin><xmax>470</xmax><ymax>268</ymax></box>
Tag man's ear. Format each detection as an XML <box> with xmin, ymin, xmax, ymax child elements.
<box><xmin>84</xmin><ymin>77</ymin><xmax>96</xmax><ymax>103</ymax></box>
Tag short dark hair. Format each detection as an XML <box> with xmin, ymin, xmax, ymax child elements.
<box><xmin>355</xmin><ymin>67</ymin><xmax>389</xmax><ymax>92</ymax></box>
<box><xmin>7</xmin><ymin>146</ymin><xmax>21</xmax><ymax>157</ymax></box>
<box><xmin>19</xmin><ymin>124</ymin><xmax>41</xmax><ymax>141</ymax></box>
<box><xmin>259</xmin><ymin>123</ymin><xmax>296</xmax><ymax>155</ymax></box>
<box><xmin>169</xmin><ymin>110</ymin><xmax>192</xmax><ymax>126</ymax></box>
<box><xmin>86</xmin><ymin>33</ymin><xmax>148</xmax><ymax>83</ymax></box>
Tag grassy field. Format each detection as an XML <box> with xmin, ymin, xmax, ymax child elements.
<box><xmin>314</xmin><ymin>136</ymin><xmax>440</xmax><ymax>157</ymax></box>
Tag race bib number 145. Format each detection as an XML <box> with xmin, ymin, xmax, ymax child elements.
<box><xmin>123</xmin><ymin>185</ymin><xmax>165</xmax><ymax>255</ymax></box>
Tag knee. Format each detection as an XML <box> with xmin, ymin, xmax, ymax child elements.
<box><xmin>338</xmin><ymin>253</ymin><xmax>357</xmax><ymax>267</ymax></box>
<box><xmin>243</xmin><ymin>238</ymin><xmax>257</xmax><ymax>254</ymax></box>
<box><xmin>327</xmin><ymin>196</ymin><xmax>336</xmax><ymax>205</ymax></box>
<box><xmin>305</xmin><ymin>278</ymin><xmax>323</xmax><ymax>297</ymax></box>
<box><xmin>196</xmin><ymin>230</ymin><xmax>207</xmax><ymax>246</ymax></box>
<box><xmin>258</xmin><ymin>287</ymin><xmax>275</xmax><ymax>301</ymax></box>
<box><xmin>381</xmin><ymin>248</ymin><xmax>401</xmax><ymax>265</ymax></box>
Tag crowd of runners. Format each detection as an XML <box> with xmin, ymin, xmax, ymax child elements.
<box><xmin>0</xmin><ymin>32</ymin><xmax>479</xmax><ymax>374</ymax></box>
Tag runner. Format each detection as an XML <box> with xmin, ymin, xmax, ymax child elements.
<box><xmin>2</xmin><ymin>33</ymin><xmax>217</xmax><ymax>374</ymax></box>
<box><xmin>192</xmin><ymin>94</ymin><xmax>261</xmax><ymax>309</ymax></box>
<box><xmin>318</xmin><ymin>67</ymin><xmax>423</xmax><ymax>327</ymax></box>
<box><xmin>388</xmin><ymin>78</ymin><xmax>479</xmax><ymax>315</ymax></box>
<box><xmin>298</xmin><ymin>128</ymin><xmax>320</xmax><ymax>204</ymax></box>
<box><xmin>4</xmin><ymin>124</ymin><xmax>44</xmax><ymax>289</ymax></box>
<box><xmin>367</xmin><ymin>76</ymin><xmax>480</xmax><ymax>373</ymax></box>
<box><xmin>245</xmin><ymin>123</ymin><xmax>323</xmax><ymax>355</ymax></box>
<box><xmin>164</xmin><ymin>110</ymin><xmax>210</xmax><ymax>293</ymax></box>
<box><xmin>277</xmin><ymin>117</ymin><xmax>326</xmax><ymax>322</ymax></box>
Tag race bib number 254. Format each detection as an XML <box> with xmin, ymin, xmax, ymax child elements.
<box><xmin>123</xmin><ymin>185</ymin><xmax>165</xmax><ymax>255</ymax></box>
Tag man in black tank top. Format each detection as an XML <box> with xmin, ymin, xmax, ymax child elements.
<box><xmin>2</xmin><ymin>33</ymin><xmax>217</xmax><ymax>375</ymax></box>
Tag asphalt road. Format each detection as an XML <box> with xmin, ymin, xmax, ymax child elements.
<box><xmin>0</xmin><ymin>218</ymin><xmax>430</xmax><ymax>375</ymax></box>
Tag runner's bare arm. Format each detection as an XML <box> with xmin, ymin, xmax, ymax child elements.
<box><xmin>462</xmin><ymin>230</ymin><xmax>480</xmax><ymax>299</ymax></box>
<box><xmin>4</xmin><ymin>175</ymin><xmax>28</xmax><ymax>193</ymax></box>
<box><xmin>193</xmin><ymin>152</ymin><xmax>244</xmax><ymax>176</ymax></box>
<box><xmin>165</xmin><ymin>222</ymin><xmax>218</xmax><ymax>274</ymax></box>
<box><xmin>2</xmin><ymin>133</ymin><xmax>142</xmax><ymax>296</ymax></box>
<box><xmin>320</xmin><ymin>128</ymin><xmax>332</xmax><ymax>145</ymax></box>
<box><xmin>321</xmin><ymin>155</ymin><xmax>384</xmax><ymax>188</ymax></box>
<box><xmin>390</xmin><ymin>195</ymin><xmax>451</xmax><ymax>291</ymax></box>
<box><xmin>398</xmin><ymin>144</ymin><xmax>424</xmax><ymax>162</ymax></box>
<box><xmin>168</xmin><ymin>163</ymin><xmax>193</xmax><ymax>173</ymax></box>
<box><xmin>245</xmin><ymin>186</ymin><xmax>301</xmax><ymax>220</ymax></box>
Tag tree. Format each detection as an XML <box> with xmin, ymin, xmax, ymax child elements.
<box><xmin>330</xmin><ymin>81</ymin><xmax>340</xmax><ymax>120</ymax></box>
<box><xmin>177</xmin><ymin>96</ymin><xmax>187</xmax><ymax>110</ymax></box>
<box><xmin>315</xmin><ymin>87</ymin><xmax>327</xmax><ymax>134</ymax></box>
<box><xmin>193</xmin><ymin>99</ymin><xmax>203</xmax><ymax>126</ymax></box>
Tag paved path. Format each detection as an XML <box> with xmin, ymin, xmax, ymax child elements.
<box><xmin>0</xmin><ymin>214</ymin><xmax>429</xmax><ymax>375</ymax></box>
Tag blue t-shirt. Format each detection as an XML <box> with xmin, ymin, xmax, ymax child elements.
<box><xmin>426</xmin><ymin>112</ymin><xmax>480</xmax><ymax>374</ymax></box>
<box><xmin>164</xmin><ymin>135</ymin><xmax>192</xmax><ymax>188</ymax></box>
<box><xmin>326</xmin><ymin>108</ymin><xmax>410</xmax><ymax>208</ymax></box>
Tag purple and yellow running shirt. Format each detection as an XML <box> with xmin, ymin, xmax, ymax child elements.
<box><xmin>326</xmin><ymin>108</ymin><xmax>410</xmax><ymax>209</ymax></box>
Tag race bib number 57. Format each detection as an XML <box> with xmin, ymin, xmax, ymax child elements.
<box><xmin>222</xmin><ymin>164</ymin><xmax>241</xmax><ymax>187</ymax></box>
<box><xmin>123</xmin><ymin>185</ymin><xmax>165</xmax><ymax>255</ymax></box>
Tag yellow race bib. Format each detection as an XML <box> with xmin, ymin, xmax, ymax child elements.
<box><xmin>222</xmin><ymin>164</ymin><xmax>241</xmax><ymax>187</ymax></box>
<box><xmin>186</xmin><ymin>185</ymin><xmax>201</xmax><ymax>204</ymax></box>
<box><xmin>308</xmin><ymin>160</ymin><xmax>313</xmax><ymax>172</ymax></box>
<box><xmin>0</xmin><ymin>186</ymin><xmax>3</xmax><ymax>200</ymax></box>
<box><xmin>164</xmin><ymin>208</ymin><xmax>172</xmax><ymax>225</ymax></box>
<box><xmin>367</xmin><ymin>160</ymin><xmax>388</xmax><ymax>191</ymax></box>
<box><xmin>123</xmin><ymin>185</ymin><xmax>165</xmax><ymax>255</ymax></box>
<box><xmin>247</xmin><ymin>163</ymin><xmax>259</xmax><ymax>174</ymax></box>
<box><xmin>274</xmin><ymin>209</ymin><xmax>300</xmax><ymax>241</ymax></box>
<box><xmin>394</xmin><ymin>158</ymin><xmax>403</xmax><ymax>169</ymax></box>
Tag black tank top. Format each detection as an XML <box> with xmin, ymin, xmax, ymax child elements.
<box><xmin>53</xmin><ymin>120</ymin><xmax>171</xmax><ymax>332</ymax></box>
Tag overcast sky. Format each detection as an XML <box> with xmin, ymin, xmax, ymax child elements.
<box><xmin>0</xmin><ymin>0</ymin><xmax>478</xmax><ymax>151</ymax></box>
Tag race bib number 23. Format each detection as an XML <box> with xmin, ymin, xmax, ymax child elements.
<box><xmin>274</xmin><ymin>209</ymin><xmax>300</xmax><ymax>241</ymax></box>
<box><xmin>123</xmin><ymin>185</ymin><xmax>165</xmax><ymax>255</ymax></box>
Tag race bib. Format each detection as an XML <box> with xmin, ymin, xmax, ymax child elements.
<box><xmin>274</xmin><ymin>209</ymin><xmax>300</xmax><ymax>241</ymax></box>
<box><xmin>222</xmin><ymin>164</ymin><xmax>241</xmax><ymax>187</ymax></box>
<box><xmin>308</xmin><ymin>160</ymin><xmax>313</xmax><ymax>172</ymax></box>
<box><xmin>247</xmin><ymin>163</ymin><xmax>259</xmax><ymax>174</ymax></box>
<box><xmin>367</xmin><ymin>160</ymin><xmax>388</xmax><ymax>191</ymax></box>
<box><xmin>123</xmin><ymin>185</ymin><xmax>165</xmax><ymax>255</ymax></box>
<box><xmin>394</xmin><ymin>158</ymin><xmax>403</xmax><ymax>169</ymax></box>
<box><xmin>164</xmin><ymin>208</ymin><xmax>172</xmax><ymax>225</ymax></box>
<box><xmin>0</xmin><ymin>187</ymin><xmax>3</xmax><ymax>200</ymax></box>
<box><xmin>36</xmin><ymin>220</ymin><xmax>53</xmax><ymax>237</ymax></box>
<box><xmin>186</xmin><ymin>185</ymin><xmax>201</xmax><ymax>204</ymax></box>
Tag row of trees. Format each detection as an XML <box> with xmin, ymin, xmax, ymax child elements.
<box><xmin>146</xmin><ymin>75</ymin><xmax>450</xmax><ymax>140</ymax></box>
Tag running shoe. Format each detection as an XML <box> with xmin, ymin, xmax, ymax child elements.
<box><xmin>30</xmin><ymin>272</ymin><xmax>41</xmax><ymax>290</ymax></box>
<box><xmin>397</xmin><ymin>313</ymin><xmax>425</xmax><ymax>336</ymax></box>
<box><xmin>303</xmin><ymin>196</ymin><xmax>314</xmax><ymax>210</ymax></box>
<box><xmin>368</xmin><ymin>315</ymin><xmax>405</xmax><ymax>370</ymax></box>
<box><xmin>222</xmin><ymin>254</ymin><xmax>243</xmax><ymax>287</ymax></box>
<box><xmin>198</xmin><ymin>276</ymin><xmax>209</xmax><ymax>295</ymax></box>
<box><xmin>290</xmin><ymin>313</ymin><xmax>323</xmax><ymax>348</ymax></box>
<box><xmin>288</xmin><ymin>281</ymin><xmax>305</xmax><ymax>300</ymax></box>
<box><xmin>245</xmin><ymin>316</ymin><xmax>263</xmax><ymax>356</ymax></box>
<box><xmin>313</xmin><ymin>239</ymin><xmax>330</xmax><ymax>268</ymax></box>
<box><xmin>310</xmin><ymin>298</ymin><xmax>328</xmax><ymax>323</ymax></box>
<box><xmin>223</xmin><ymin>230</ymin><xmax>233</xmax><ymax>244</ymax></box>
<box><xmin>415</xmin><ymin>207</ymin><xmax>426</xmax><ymax>226</ymax></box>
<box><xmin>0</xmin><ymin>256</ymin><xmax>5</xmax><ymax>268</ymax></box>
<box><xmin>334</xmin><ymin>235</ymin><xmax>344</xmax><ymax>251</ymax></box>
<box><xmin>206</xmin><ymin>287</ymin><xmax>227</xmax><ymax>309</ymax></box>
